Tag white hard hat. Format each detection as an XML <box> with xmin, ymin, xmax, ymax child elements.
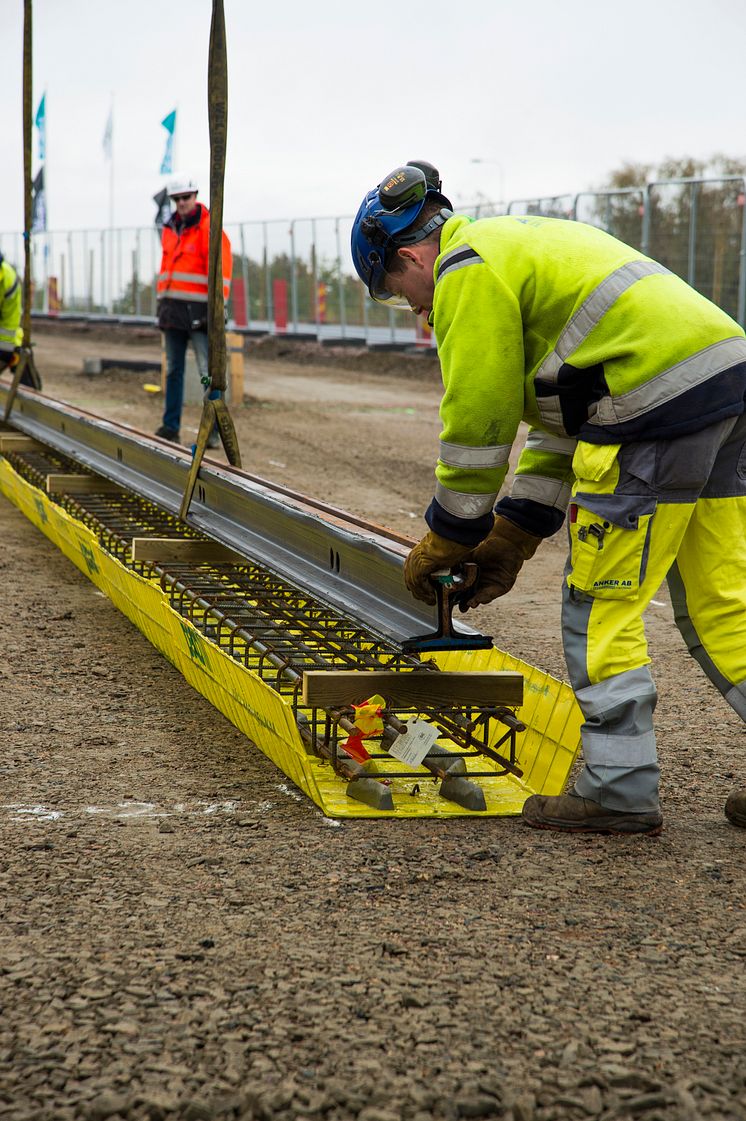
<box><xmin>167</xmin><ymin>175</ymin><xmax>199</xmax><ymax>198</ymax></box>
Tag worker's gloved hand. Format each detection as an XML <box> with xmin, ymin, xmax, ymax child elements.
<box><xmin>460</xmin><ymin>516</ymin><xmax>542</xmax><ymax>610</ymax></box>
<box><xmin>404</xmin><ymin>531</ymin><xmax>473</xmax><ymax>605</ymax></box>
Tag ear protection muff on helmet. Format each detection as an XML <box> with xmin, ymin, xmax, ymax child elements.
<box><xmin>379</xmin><ymin>160</ymin><xmax>444</xmax><ymax>212</ymax></box>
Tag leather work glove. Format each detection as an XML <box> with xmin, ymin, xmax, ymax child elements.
<box><xmin>460</xmin><ymin>516</ymin><xmax>542</xmax><ymax>610</ymax></box>
<box><xmin>404</xmin><ymin>530</ymin><xmax>473</xmax><ymax>605</ymax></box>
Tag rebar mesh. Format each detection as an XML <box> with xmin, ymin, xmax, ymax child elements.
<box><xmin>6</xmin><ymin>447</ymin><xmax>523</xmax><ymax>788</ymax></box>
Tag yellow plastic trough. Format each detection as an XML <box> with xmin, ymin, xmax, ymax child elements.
<box><xmin>0</xmin><ymin>456</ymin><xmax>583</xmax><ymax>818</ymax></box>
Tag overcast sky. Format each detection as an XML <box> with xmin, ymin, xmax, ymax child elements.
<box><xmin>3</xmin><ymin>0</ymin><xmax>746</xmax><ymax>236</ymax></box>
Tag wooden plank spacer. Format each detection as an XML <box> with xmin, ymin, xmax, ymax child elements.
<box><xmin>0</xmin><ymin>435</ymin><xmax>38</xmax><ymax>452</ymax></box>
<box><xmin>45</xmin><ymin>473</ymin><xmax>122</xmax><ymax>495</ymax></box>
<box><xmin>130</xmin><ymin>537</ymin><xmax>246</xmax><ymax>565</ymax></box>
<box><xmin>302</xmin><ymin>669</ymin><xmax>523</xmax><ymax>709</ymax></box>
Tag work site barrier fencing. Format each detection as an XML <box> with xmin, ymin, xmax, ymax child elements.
<box><xmin>2</xmin><ymin>176</ymin><xmax>744</xmax><ymax>345</ymax></box>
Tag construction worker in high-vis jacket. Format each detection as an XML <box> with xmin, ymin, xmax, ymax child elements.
<box><xmin>351</xmin><ymin>160</ymin><xmax>746</xmax><ymax>837</ymax></box>
<box><xmin>155</xmin><ymin>175</ymin><xmax>233</xmax><ymax>448</ymax></box>
<box><xmin>0</xmin><ymin>253</ymin><xmax>23</xmax><ymax>376</ymax></box>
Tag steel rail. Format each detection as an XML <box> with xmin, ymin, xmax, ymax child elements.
<box><xmin>0</xmin><ymin>382</ymin><xmax>481</xmax><ymax>645</ymax></box>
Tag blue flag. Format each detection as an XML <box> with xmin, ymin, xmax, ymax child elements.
<box><xmin>35</xmin><ymin>93</ymin><xmax>46</xmax><ymax>161</ymax></box>
<box><xmin>160</xmin><ymin>109</ymin><xmax>176</xmax><ymax>175</ymax></box>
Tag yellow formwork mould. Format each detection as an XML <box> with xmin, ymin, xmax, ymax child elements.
<box><xmin>0</xmin><ymin>454</ymin><xmax>583</xmax><ymax>818</ymax></box>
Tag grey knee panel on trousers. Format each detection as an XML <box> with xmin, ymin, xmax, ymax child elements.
<box><xmin>573</xmin><ymin>668</ymin><xmax>661</xmax><ymax>812</ymax></box>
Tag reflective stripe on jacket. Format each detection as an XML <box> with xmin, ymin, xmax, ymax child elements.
<box><xmin>156</xmin><ymin>203</ymin><xmax>232</xmax><ymax>303</ymax></box>
<box><xmin>0</xmin><ymin>258</ymin><xmax>22</xmax><ymax>353</ymax></box>
<box><xmin>427</xmin><ymin>214</ymin><xmax>746</xmax><ymax>544</ymax></box>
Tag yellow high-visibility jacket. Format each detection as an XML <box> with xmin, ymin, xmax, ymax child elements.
<box><xmin>427</xmin><ymin>214</ymin><xmax>746</xmax><ymax>544</ymax></box>
<box><xmin>0</xmin><ymin>256</ymin><xmax>22</xmax><ymax>359</ymax></box>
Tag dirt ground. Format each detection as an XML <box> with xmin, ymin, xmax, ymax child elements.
<box><xmin>0</xmin><ymin>326</ymin><xmax>744</xmax><ymax>1121</ymax></box>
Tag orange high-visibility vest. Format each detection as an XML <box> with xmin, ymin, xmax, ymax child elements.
<box><xmin>156</xmin><ymin>204</ymin><xmax>232</xmax><ymax>303</ymax></box>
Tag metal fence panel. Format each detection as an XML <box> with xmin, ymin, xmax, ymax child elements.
<box><xmin>2</xmin><ymin>176</ymin><xmax>744</xmax><ymax>334</ymax></box>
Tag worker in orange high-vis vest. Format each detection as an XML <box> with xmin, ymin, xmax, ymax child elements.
<box><xmin>155</xmin><ymin>175</ymin><xmax>233</xmax><ymax>447</ymax></box>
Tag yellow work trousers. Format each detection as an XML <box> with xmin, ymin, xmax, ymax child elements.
<box><xmin>561</xmin><ymin>413</ymin><xmax>746</xmax><ymax>811</ymax></box>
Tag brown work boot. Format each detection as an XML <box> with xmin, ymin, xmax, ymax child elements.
<box><xmin>522</xmin><ymin>791</ymin><xmax>663</xmax><ymax>835</ymax></box>
<box><xmin>725</xmin><ymin>788</ymin><xmax>746</xmax><ymax>828</ymax></box>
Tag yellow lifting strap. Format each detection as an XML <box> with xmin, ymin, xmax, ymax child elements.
<box><xmin>4</xmin><ymin>0</ymin><xmax>42</xmax><ymax>422</ymax></box>
<box><xmin>179</xmin><ymin>0</ymin><xmax>242</xmax><ymax>520</ymax></box>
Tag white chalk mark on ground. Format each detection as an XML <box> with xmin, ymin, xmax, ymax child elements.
<box><xmin>2</xmin><ymin>796</ymin><xmax>338</xmax><ymax>825</ymax></box>
<box><xmin>276</xmin><ymin>783</ymin><xmax>303</xmax><ymax>803</ymax></box>
<box><xmin>2</xmin><ymin>804</ymin><xmax>63</xmax><ymax>822</ymax></box>
<box><xmin>2</xmin><ymin>800</ymin><xmax>242</xmax><ymax>822</ymax></box>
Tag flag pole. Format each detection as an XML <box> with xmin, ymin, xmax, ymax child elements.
<box><xmin>40</xmin><ymin>88</ymin><xmax>49</xmax><ymax>314</ymax></box>
<box><xmin>108</xmin><ymin>94</ymin><xmax>114</xmax><ymax>311</ymax></box>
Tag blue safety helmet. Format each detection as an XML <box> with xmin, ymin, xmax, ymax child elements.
<box><xmin>351</xmin><ymin>160</ymin><xmax>453</xmax><ymax>303</ymax></box>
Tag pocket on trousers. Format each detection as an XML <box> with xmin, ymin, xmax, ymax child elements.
<box><xmin>571</xmin><ymin>441</ymin><xmax>622</xmax><ymax>483</ymax></box>
<box><xmin>568</xmin><ymin>503</ymin><xmax>654</xmax><ymax>600</ymax></box>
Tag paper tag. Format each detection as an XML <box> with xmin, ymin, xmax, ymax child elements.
<box><xmin>388</xmin><ymin>718</ymin><xmax>440</xmax><ymax>768</ymax></box>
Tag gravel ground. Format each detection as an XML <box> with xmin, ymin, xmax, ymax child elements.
<box><xmin>0</xmin><ymin>328</ymin><xmax>744</xmax><ymax>1121</ymax></box>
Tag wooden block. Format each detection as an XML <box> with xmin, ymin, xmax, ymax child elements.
<box><xmin>0</xmin><ymin>435</ymin><xmax>37</xmax><ymax>452</ymax></box>
<box><xmin>46</xmin><ymin>473</ymin><xmax>121</xmax><ymax>495</ymax></box>
<box><xmin>227</xmin><ymin>331</ymin><xmax>244</xmax><ymax>402</ymax></box>
<box><xmin>131</xmin><ymin>537</ymin><xmax>245</xmax><ymax>565</ymax></box>
<box><xmin>302</xmin><ymin>670</ymin><xmax>523</xmax><ymax>709</ymax></box>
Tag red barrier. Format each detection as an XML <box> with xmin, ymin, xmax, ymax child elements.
<box><xmin>232</xmin><ymin>277</ymin><xmax>248</xmax><ymax>327</ymax></box>
<box><xmin>273</xmin><ymin>278</ymin><xmax>288</xmax><ymax>333</ymax></box>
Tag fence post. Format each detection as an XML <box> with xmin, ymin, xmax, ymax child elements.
<box><xmin>43</xmin><ymin>232</ymin><xmax>50</xmax><ymax>314</ymax></box>
<box><xmin>362</xmin><ymin>283</ymin><xmax>369</xmax><ymax>346</ymax></box>
<box><xmin>130</xmin><ymin>249</ymin><xmax>137</xmax><ymax>316</ymax></box>
<box><xmin>117</xmin><ymin>228</ymin><xmax>122</xmax><ymax>314</ymax></box>
<box><xmin>239</xmin><ymin>223</ymin><xmax>250</xmax><ymax>329</ymax></box>
<box><xmin>134</xmin><ymin>230</ymin><xmax>141</xmax><ymax>316</ymax></box>
<box><xmin>311</xmin><ymin>220</ymin><xmax>318</xmax><ymax>334</ymax></box>
<box><xmin>335</xmin><ymin>218</ymin><xmax>346</xmax><ymax>339</ymax></box>
<box><xmin>67</xmin><ymin>232</ymin><xmax>74</xmax><ymax>310</ymax></box>
<box><xmin>263</xmin><ymin>222</ymin><xmax>272</xmax><ymax>332</ymax></box>
<box><xmin>289</xmin><ymin>220</ymin><xmax>298</xmax><ymax>333</ymax></box>
<box><xmin>100</xmin><ymin>230</ymin><xmax>106</xmax><ymax>312</ymax></box>
<box><xmin>151</xmin><ymin>228</ymin><xmax>158</xmax><ymax>317</ymax></box>
<box><xmin>738</xmin><ymin>180</ymin><xmax>746</xmax><ymax>329</ymax></box>
<box><xmin>687</xmin><ymin>182</ymin><xmax>699</xmax><ymax>290</ymax></box>
<box><xmin>641</xmin><ymin>182</ymin><xmax>652</xmax><ymax>258</ymax></box>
